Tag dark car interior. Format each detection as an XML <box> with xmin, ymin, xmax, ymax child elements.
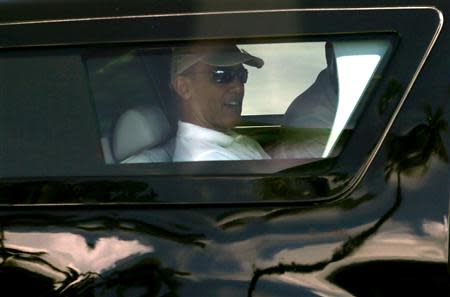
<box><xmin>84</xmin><ymin>47</ymin><xmax>177</xmax><ymax>164</ymax></box>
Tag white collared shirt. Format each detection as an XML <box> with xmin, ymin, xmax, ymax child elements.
<box><xmin>173</xmin><ymin>121</ymin><xmax>271</xmax><ymax>162</ymax></box>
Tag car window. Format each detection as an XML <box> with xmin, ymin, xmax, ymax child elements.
<box><xmin>241</xmin><ymin>42</ymin><xmax>327</xmax><ymax>116</ymax></box>
<box><xmin>0</xmin><ymin>7</ymin><xmax>440</xmax><ymax>204</ymax></box>
<box><xmin>84</xmin><ymin>38</ymin><xmax>392</xmax><ymax>164</ymax></box>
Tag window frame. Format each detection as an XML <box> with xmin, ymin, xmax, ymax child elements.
<box><xmin>0</xmin><ymin>7</ymin><xmax>443</xmax><ymax>205</ymax></box>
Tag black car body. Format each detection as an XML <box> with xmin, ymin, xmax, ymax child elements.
<box><xmin>1</xmin><ymin>0</ymin><xmax>450</xmax><ymax>296</ymax></box>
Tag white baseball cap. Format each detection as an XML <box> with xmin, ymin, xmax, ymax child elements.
<box><xmin>171</xmin><ymin>43</ymin><xmax>264</xmax><ymax>78</ymax></box>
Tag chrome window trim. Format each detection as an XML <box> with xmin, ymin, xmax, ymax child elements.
<box><xmin>0</xmin><ymin>6</ymin><xmax>442</xmax><ymax>26</ymax></box>
<box><xmin>339</xmin><ymin>7</ymin><xmax>444</xmax><ymax>203</ymax></box>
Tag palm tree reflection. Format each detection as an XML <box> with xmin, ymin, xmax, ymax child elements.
<box><xmin>247</xmin><ymin>105</ymin><xmax>448</xmax><ymax>296</ymax></box>
<box><xmin>385</xmin><ymin>105</ymin><xmax>448</xmax><ymax>179</ymax></box>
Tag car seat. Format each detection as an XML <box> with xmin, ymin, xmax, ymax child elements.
<box><xmin>274</xmin><ymin>39</ymin><xmax>389</xmax><ymax>159</ymax></box>
<box><xmin>270</xmin><ymin>41</ymin><xmax>339</xmax><ymax>159</ymax></box>
<box><xmin>112</xmin><ymin>105</ymin><xmax>175</xmax><ymax>163</ymax></box>
<box><xmin>284</xmin><ymin>41</ymin><xmax>339</xmax><ymax>129</ymax></box>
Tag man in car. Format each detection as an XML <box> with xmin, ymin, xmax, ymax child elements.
<box><xmin>170</xmin><ymin>43</ymin><xmax>271</xmax><ymax>162</ymax></box>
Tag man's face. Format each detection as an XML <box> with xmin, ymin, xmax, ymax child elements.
<box><xmin>182</xmin><ymin>63</ymin><xmax>245</xmax><ymax>132</ymax></box>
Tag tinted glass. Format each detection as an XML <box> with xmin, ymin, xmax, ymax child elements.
<box><xmin>84</xmin><ymin>39</ymin><xmax>392</xmax><ymax>165</ymax></box>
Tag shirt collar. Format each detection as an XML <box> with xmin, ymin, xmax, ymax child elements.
<box><xmin>177</xmin><ymin>121</ymin><xmax>237</xmax><ymax>146</ymax></box>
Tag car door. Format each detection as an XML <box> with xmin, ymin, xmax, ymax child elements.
<box><xmin>0</xmin><ymin>1</ymin><xmax>449</xmax><ymax>296</ymax></box>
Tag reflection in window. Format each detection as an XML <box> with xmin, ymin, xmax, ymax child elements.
<box><xmin>324</xmin><ymin>40</ymin><xmax>391</xmax><ymax>157</ymax></box>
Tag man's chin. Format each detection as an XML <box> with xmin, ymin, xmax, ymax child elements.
<box><xmin>225</xmin><ymin>117</ymin><xmax>242</xmax><ymax>130</ymax></box>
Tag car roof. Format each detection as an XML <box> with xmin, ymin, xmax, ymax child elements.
<box><xmin>0</xmin><ymin>0</ymin><xmax>437</xmax><ymax>23</ymax></box>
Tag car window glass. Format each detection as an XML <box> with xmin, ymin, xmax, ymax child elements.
<box><xmin>0</xmin><ymin>37</ymin><xmax>393</xmax><ymax>179</ymax></box>
<box><xmin>323</xmin><ymin>39</ymin><xmax>391</xmax><ymax>157</ymax></box>
<box><xmin>240</xmin><ymin>42</ymin><xmax>327</xmax><ymax>115</ymax></box>
<box><xmin>84</xmin><ymin>38</ymin><xmax>391</xmax><ymax>165</ymax></box>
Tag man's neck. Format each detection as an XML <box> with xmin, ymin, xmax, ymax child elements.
<box><xmin>180</xmin><ymin>114</ymin><xmax>230</xmax><ymax>134</ymax></box>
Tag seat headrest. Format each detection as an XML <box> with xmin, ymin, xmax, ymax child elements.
<box><xmin>113</xmin><ymin>106</ymin><xmax>171</xmax><ymax>162</ymax></box>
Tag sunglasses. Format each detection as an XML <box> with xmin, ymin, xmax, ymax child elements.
<box><xmin>210</xmin><ymin>67</ymin><xmax>248</xmax><ymax>84</ymax></box>
<box><xmin>186</xmin><ymin>66</ymin><xmax>248</xmax><ymax>84</ymax></box>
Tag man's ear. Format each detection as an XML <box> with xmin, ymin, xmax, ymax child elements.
<box><xmin>171</xmin><ymin>75</ymin><xmax>191</xmax><ymax>101</ymax></box>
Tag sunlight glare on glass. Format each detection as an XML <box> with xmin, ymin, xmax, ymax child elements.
<box><xmin>239</xmin><ymin>42</ymin><xmax>326</xmax><ymax>115</ymax></box>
